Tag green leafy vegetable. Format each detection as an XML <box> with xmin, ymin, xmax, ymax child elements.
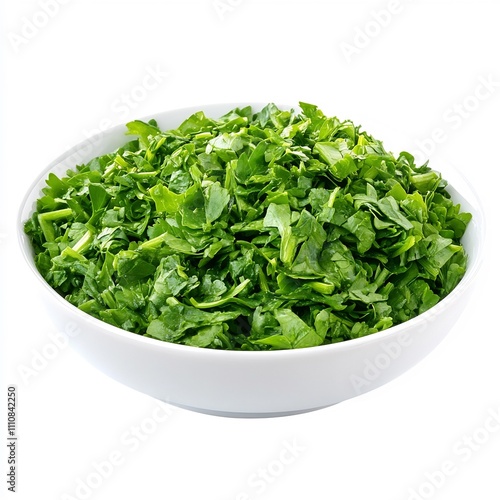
<box><xmin>24</xmin><ymin>103</ymin><xmax>471</xmax><ymax>350</ymax></box>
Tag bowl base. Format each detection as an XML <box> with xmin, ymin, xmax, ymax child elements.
<box><xmin>165</xmin><ymin>401</ymin><xmax>333</xmax><ymax>418</ymax></box>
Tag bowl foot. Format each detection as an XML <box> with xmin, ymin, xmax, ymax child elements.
<box><xmin>164</xmin><ymin>401</ymin><xmax>334</xmax><ymax>418</ymax></box>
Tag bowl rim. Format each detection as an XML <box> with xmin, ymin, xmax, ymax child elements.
<box><xmin>16</xmin><ymin>102</ymin><xmax>487</xmax><ymax>359</ymax></box>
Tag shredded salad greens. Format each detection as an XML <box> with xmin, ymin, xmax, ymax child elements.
<box><xmin>24</xmin><ymin>103</ymin><xmax>471</xmax><ymax>350</ymax></box>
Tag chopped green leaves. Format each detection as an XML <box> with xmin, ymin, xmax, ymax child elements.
<box><xmin>24</xmin><ymin>103</ymin><xmax>471</xmax><ymax>350</ymax></box>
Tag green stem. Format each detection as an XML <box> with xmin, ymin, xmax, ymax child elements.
<box><xmin>72</xmin><ymin>229</ymin><xmax>94</xmax><ymax>254</ymax></box>
<box><xmin>189</xmin><ymin>279</ymin><xmax>251</xmax><ymax>309</ymax></box>
<box><xmin>38</xmin><ymin>208</ymin><xmax>73</xmax><ymax>242</ymax></box>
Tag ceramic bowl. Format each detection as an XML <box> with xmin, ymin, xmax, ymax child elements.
<box><xmin>17</xmin><ymin>103</ymin><xmax>484</xmax><ymax>417</ymax></box>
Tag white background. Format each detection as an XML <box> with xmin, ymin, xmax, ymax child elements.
<box><xmin>1</xmin><ymin>1</ymin><xmax>500</xmax><ymax>499</ymax></box>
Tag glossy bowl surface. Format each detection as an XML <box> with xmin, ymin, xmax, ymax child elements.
<box><xmin>18</xmin><ymin>103</ymin><xmax>485</xmax><ymax>417</ymax></box>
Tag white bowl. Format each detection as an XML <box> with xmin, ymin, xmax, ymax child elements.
<box><xmin>17</xmin><ymin>103</ymin><xmax>485</xmax><ymax>418</ymax></box>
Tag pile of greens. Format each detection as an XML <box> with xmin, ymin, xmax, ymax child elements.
<box><xmin>25</xmin><ymin>103</ymin><xmax>471</xmax><ymax>350</ymax></box>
